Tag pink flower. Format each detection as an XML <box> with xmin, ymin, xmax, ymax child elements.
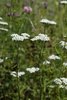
<box><xmin>23</xmin><ymin>6</ymin><xmax>32</xmax><ymax>13</ymax></box>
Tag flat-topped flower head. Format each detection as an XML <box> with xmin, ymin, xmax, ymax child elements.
<box><xmin>43</xmin><ymin>60</ymin><xmax>50</xmax><ymax>65</ymax></box>
<box><xmin>54</xmin><ymin>77</ymin><xmax>67</xmax><ymax>85</ymax></box>
<box><xmin>54</xmin><ymin>77</ymin><xmax>67</xmax><ymax>89</ymax></box>
<box><xmin>40</xmin><ymin>18</ymin><xmax>56</xmax><ymax>25</ymax></box>
<box><xmin>48</xmin><ymin>54</ymin><xmax>61</xmax><ymax>60</ymax></box>
<box><xmin>21</xmin><ymin>33</ymin><xmax>30</xmax><ymax>37</ymax></box>
<box><xmin>0</xmin><ymin>21</ymin><xmax>8</xmax><ymax>25</ymax></box>
<box><xmin>63</xmin><ymin>62</ymin><xmax>67</xmax><ymax>66</ymax></box>
<box><xmin>60</xmin><ymin>41</ymin><xmax>65</xmax><ymax>47</ymax></box>
<box><xmin>12</xmin><ymin>35</ymin><xmax>24</xmax><ymax>41</ymax></box>
<box><xmin>0</xmin><ymin>28</ymin><xmax>8</xmax><ymax>32</ymax></box>
<box><xmin>60</xmin><ymin>78</ymin><xmax>67</xmax><ymax>85</ymax></box>
<box><xmin>54</xmin><ymin>78</ymin><xmax>62</xmax><ymax>85</ymax></box>
<box><xmin>11</xmin><ymin>33</ymin><xmax>19</xmax><ymax>37</ymax></box>
<box><xmin>11</xmin><ymin>33</ymin><xmax>30</xmax><ymax>41</ymax></box>
<box><xmin>26</xmin><ymin>67</ymin><xmax>39</xmax><ymax>73</ymax></box>
<box><xmin>60</xmin><ymin>1</ymin><xmax>67</xmax><ymax>4</ymax></box>
<box><xmin>10</xmin><ymin>71</ymin><xmax>25</xmax><ymax>77</ymax></box>
<box><xmin>60</xmin><ymin>40</ymin><xmax>67</xmax><ymax>49</ymax></box>
<box><xmin>31</xmin><ymin>33</ymin><xmax>50</xmax><ymax>41</ymax></box>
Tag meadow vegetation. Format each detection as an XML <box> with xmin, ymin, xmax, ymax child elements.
<box><xmin>0</xmin><ymin>0</ymin><xmax>67</xmax><ymax>100</ymax></box>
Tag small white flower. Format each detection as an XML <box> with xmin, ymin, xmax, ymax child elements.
<box><xmin>10</xmin><ymin>71</ymin><xmax>25</xmax><ymax>77</ymax></box>
<box><xmin>36</xmin><ymin>67</ymin><xmax>40</xmax><ymax>71</ymax></box>
<box><xmin>60</xmin><ymin>41</ymin><xmax>65</xmax><ymax>47</ymax></box>
<box><xmin>54</xmin><ymin>78</ymin><xmax>62</xmax><ymax>85</ymax></box>
<box><xmin>0</xmin><ymin>28</ymin><xmax>8</xmax><ymax>32</ymax></box>
<box><xmin>0</xmin><ymin>58</ymin><xmax>4</xmax><ymax>63</ymax></box>
<box><xmin>60</xmin><ymin>41</ymin><xmax>67</xmax><ymax>49</ymax></box>
<box><xmin>54</xmin><ymin>77</ymin><xmax>67</xmax><ymax>85</ymax></box>
<box><xmin>60</xmin><ymin>1</ymin><xmax>67</xmax><ymax>4</ymax></box>
<box><xmin>31</xmin><ymin>36</ymin><xmax>40</xmax><ymax>41</ymax></box>
<box><xmin>48</xmin><ymin>54</ymin><xmax>61</xmax><ymax>60</ymax></box>
<box><xmin>18</xmin><ymin>72</ymin><xmax>25</xmax><ymax>77</ymax></box>
<box><xmin>59</xmin><ymin>85</ymin><xmax>64</xmax><ymax>89</ymax></box>
<box><xmin>31</xmin><ymin>33</ymin><xmax>50</xmax><ymax>41</ymax></box>
<box><xmin>11</xmin><ymin>33</ymin><xmax>30</xmax><ymax>41</ymax></box>
<box><xmin>63</xmin><ymin>62</ymin><xmax>67</xmax><ymax>66</ymax></box>
<box><xmin>11</xmin><ymin>35</ymin><xmax>24</xmax><ymax>41</ymax></box>
<box><xmin>26</xmin><ymin>67</ymin><xmax>39</xmax><ymax>73</ymax></box>
<box><xmin>40</xmin><ymin>19</ymin><xmax>56</xmax><ymax>25</ymax></box>
<box><xmin>11</xmin><ymin>33</ymin><xmax>19</xmax><ymax>37</ymax></box>
<box><xmin>21</xmin><ymin>33</ymin><xmax>30</xmax><ymax>37</ymax></box>
<box><xmin>60</xmin><ymin>78</ymin><xmax>67</xmax><ymax>85</ymax></box>
<box><xmin>21</xmin><ymin>33</ymin><xmax>30</xmax><ymax>39</ymax></box>
<box><xmin>43</xmin><ymin>60</ymin><xmax>50</xmax><ymax>65</ymax></box>
<box><xmin>39</xmin><ymin>34</ymin><xmax>50</xmax><ymax>41</ymax></box>
<box><xmin>53</xmin><ymin>77</ymin><xmax>67</xmax><ymax>89</ymax></box>
<box><xmin>59</xmin><ymin>85</ymin><xmax>67</xmax><ymax>90</ymax></box>
<box><xmin>11</xmin><ymin>71</ymin><xmax>16</xmax><ymax>77</ymax></box>
<box><xmin>0</xmin><ymin>21</ymin><xmax>8</xmax><ymax>25</ymax></box>
<box><xmin>12</xmin><ymin>35</ymin><xmax>24</xmax><ymax>41</ymax></box>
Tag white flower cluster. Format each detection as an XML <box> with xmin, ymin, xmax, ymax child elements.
<box><xmin>0</xmin><ymin>17</ymin><xmax>8</xmax><ymax>32</ymax></box>
<box><xmin>54</xmin><ymin>78</ymin><xmax>62</xmax><ymax>85</ymax></box>
<box><xmin>54</xmin><ymin>77</ymin><xmax>67</xmax><ymax>89</ymax></box>
<box><xmin>11</xmin><ymin>33</ymin><xmax>30</xmax><ymax>41</ymax></box>
<box><xmin>0</xmin><ymin>28</ymin><xmax>8</xmax><ymax>32</ymax></box>
<box><xmin>10</xmin><ymin>71</ymin><xmax>25</xmax><ymax>77</ymax></box>
<box><xmin>31</xmin><ymin>33</ymin><xmax>50</xmax><ymax>41</ymax></box>
<box><xmin>40</xmin><ymin>19</ymin><xmax>56</xmax><ymax>25</ymax></box>
<box><xmin>0</xmin><ymin>21</ymin><xmax>8</xmax><ymax>25</ymax></box>
<box><xmin>60</xmin><ymin>41</ymin><xmax>67</xmax><ymax>49</ymax></box>
<box><xmin>43</xmin><ymin>60</ymin><xmax>50</xmax><ymax>65</ymax></box>
<box><xmin>26</xmin><ymin>67</ymin><xmax>39</xmax><ymax>73</ymax></box>
<box><xmin>0</xmin><ymin>58</ymin><xmax>4</xmax><ymax>63</ymax></box>
<box><xmin>63</xmin><ymin>62</ymin><xmax>67</xmax><ymax>66</ymax></box>
<box><xmin>10</xmin><ymin>67</ymin><xmax>39</xmax><ymax>77</ymax></box>
<box><xmin>60</xmin><ymin>1</ymin><xmax>67</xmax><ymax>4</ymax></box>
<box><xmin>54</xmin><ymin>78</ymin><xmax>67</xmax><ymax>85</ymax></box>
<box><xmin>48</xmin><ymin>54</ymin><xmax>61</xmax><ymax>60</ymax></box>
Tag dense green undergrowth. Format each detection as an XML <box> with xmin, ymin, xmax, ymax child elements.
<box><xmin>0</xmin><ymin>0</ymin><xmax>67</xmax><ymax>100</ymax></box>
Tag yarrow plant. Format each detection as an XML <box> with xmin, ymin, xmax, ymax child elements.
<box><xmin>10</xmin><ymin>71</ymin><xmax>25</xmax><ymax>77</ymax></box>
<box><xmin>40</xmin><ymin>19</ymin><xmax>57</xmax><ymax>25</ymax></box>
<box><xmin>0</xmin><ymin>17</ymin><xmax>8</xmax><ymax>32</ymax></box>
<box><xmin>26</xmin><ymin>67</ymin><xmax>39</xmax><ymax>73</ymax></box>
<box><xmin>63</xmin><ymin>62</ymin><xmax>67</xmax><ymax>66</ymax></box>
<box><xmin>48</xmin><ymin>54</ymin><xmax>61</xmax><ymax>60</ymax></box>
<box><xmin>53</xmin><ymin>77</ymin><xmax>67</xmax><ymax>89</ymax></box>
<box><xmin>60</xmin><ymin>1</ymin><xmax>67</xmax><ymax>4</ymax></box>
<box><xmin>31</xmin><ymin>33</ymin><xmax>50</xmax><ymax>41</ymax></box>
<box><xmin>11</xmin><ymin>33</ymin><xmax>30</xmax><ymax>41</ymax></box>
<box><xmin>0</xmin><ymin>0</ymin><xmax>67</xmax><ymax>100</ymax></box>
<box><xmin>43</xmin><ymin>60</ymin><xmax>50</xmax><ymax>65</ymax></box>
<box><xmin>60</xmin><ymin>40</ymin><xmax>67</xmax><ymax>49</ymax></box>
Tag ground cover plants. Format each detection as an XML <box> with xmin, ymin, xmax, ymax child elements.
<box><xmin>0</xmin><ymin>0</ymin><xmax>67</xmax><ymax>100</ymax></box>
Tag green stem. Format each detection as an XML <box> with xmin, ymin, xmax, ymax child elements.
<box><xmin>16</xmin><ymin>43</ymin><xmax>20</xmax><ymax>100</ymax></box>
<box><xmin>17</xmin><ymin>75</ymin><xmax>20</xmax><ymax>100</ymax></box>
<box><xmin>40</xmin><ymin>69</ymin><xmax>44</xmax><ymax>100</ymax></box>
